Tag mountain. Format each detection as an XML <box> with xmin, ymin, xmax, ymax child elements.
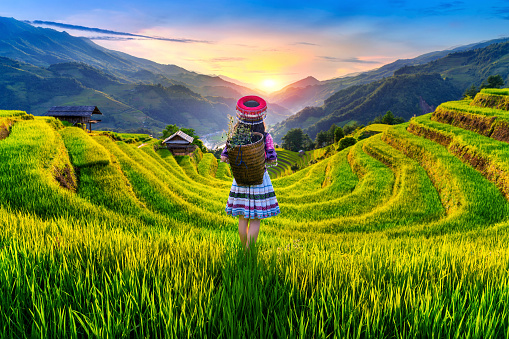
<box><xmin>0</xmin><ymin>17</ymin><xmax>289</xmax><ymax>136</ymax></box>
<box><xmin>394</xmin><ymin>41</ymin><xmax>509</xmax><ymax>89</ymax></box>
<box><xmin>0</xmin><ymin>57</ymin><xmax>239</xmax><ymax>134</ymax></box>
<box><xmin>271</xmin><ymin>73</ymin><xmax>462</xmax><ymax>142</ymax></box>
<box><xmin>0</xmin><ymin>17</ymin><xmax>260</xmax><ymax>99</ymax></box>
<box><xmin>271</xmin><ymin>39</ymin><xmax>509</xmax><ymax>143</ymax></box>
<box><xmin>269</xmin><ymin>37</ymin><xmax>509</xmax><ymax>113</ymax></box>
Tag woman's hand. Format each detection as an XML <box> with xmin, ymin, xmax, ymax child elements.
<box><xmin>221</xmin><ymin>156</ymin><xmax>229</xmax><ymax>163</ymax></box>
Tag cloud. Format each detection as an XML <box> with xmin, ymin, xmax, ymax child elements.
<box><xmin>86</xmin><ymin>36</ymin><xmax>138</xmax><ymax>41</ymax></box>
<box><xmin>27</xmin><ymin>20</ymin><xmax>212</xmax><ymax>43</ymax></box>
<box><xmin>419</xmin><ymin>1</ymin><xmax>466</xmax><ymax>16</ymax></box>
<box><xmin>208</xmin><ymin>57</ymin><xmax>246</xmax><ymax>62</ymax></box>
<box><xmin>293</xmin><ymin>42</ymin><xmax>319</xmax><ymax>46</ymax></box>
<box><xmin>318</xmin><ymin>56</ymin><xmax>379</xmax><ymax>64</ymax></box>
<box><xmin>492</xmin><ymin>6</ymin><xmax>509</xmax><ymax>20</ymax></box>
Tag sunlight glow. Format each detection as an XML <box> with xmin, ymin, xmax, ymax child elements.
<box><xmin>261</xmin><ymin>79</ymin><xmax>278</xmax><ymax>92</ymax></box>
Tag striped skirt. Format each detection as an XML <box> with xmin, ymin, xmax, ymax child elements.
<box><xmin>225</xmin><ymin>171</ymin><xmax>280</xmax><ymax>219</ymax></box>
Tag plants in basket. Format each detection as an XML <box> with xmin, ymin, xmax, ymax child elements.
<box><xmin>225</xmin><ymin>116</ymin><xmax>266</xmax><ymax>185</ymax></box>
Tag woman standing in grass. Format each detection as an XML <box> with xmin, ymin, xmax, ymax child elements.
<box><xmin>221</xmin><ymin>96</ymin><xmax>280</xmax><ymax>249</ymax></box>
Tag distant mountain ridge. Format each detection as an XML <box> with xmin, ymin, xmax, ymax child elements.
<box><xmin>0</xmin><ymin>17</ymin><xmax>265</xmax><ymax>99</ymax></box>
<box><xmin>1</xmin><ymin>15</ymin><xmax>509</xmax><ymax>142</ymax></box>
<box><xmin>269</xmin><ymin>37</ymin><xmax>509</xmax><ymax>113</ymax></box>
<box><xmin>271</xmin><ymin>40</ymin><xmax>509</xmax><ymax>143</ymax></box>
<box><xmin>0</xmin><ymin>17</ymin><xmax>291</xmax><ymax>136</ymax></box>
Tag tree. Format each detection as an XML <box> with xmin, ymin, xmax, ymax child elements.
<box><xmin>381</xmin><ymin>111</ymin><xmax>395</xmax><ymax>125</ymax></box>
<box><xmin>343</xmin><ymin>122</ymin><xmax>363</xmax><ymax>135</ymax></box>
<box><xmin>327</xmin><ymin>124</ymin><xmax>338</xmax><ymax>144</ymax></box>
<box><xmin>338</xmin><ymin>136</ymin><xmax>357</xmax><ymax>151</ymax></box>
<box><xmin>282</xmin><ymin>128</ymin><xmax>304</xmax><ymax>152</ymax></box>
<box><xmin>334</xmin><ymin>126</ymin><xmax>345</xmax><ymax>143</ymax></box>
<box><xmin>302</xmin><ymin>134</ymin><xmax>315</xmax><ymax>151</ymax></box>
<box><xmin>315</xmin><ymin>131</ymin><xmax>329</xmax><ymax>148</ymax></box>
<box><xmin>481</xmin><ymin>75</ymin><xmax>504</xmax><ymax>89</ymax></box>
<box><xmin>161</xmin><ymin>124</ymin><xmax>179</xmax><ymax>140</ymax></box>
<box><xmin>463</xmin><ymin>84</ymin><xmax>479</xmax><ymax>99</ymax></box>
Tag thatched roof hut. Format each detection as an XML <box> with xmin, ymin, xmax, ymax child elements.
<box><xmin>45</xmin><ymin>106</ymin><xmax>102</xmax><ymax>132</ymax></box>
<box><xmin>162</xmin><ymin>131</ymin><xmax>196</xmax><ymax>155</ymax></box>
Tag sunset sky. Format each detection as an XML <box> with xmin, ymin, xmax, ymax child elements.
<box><xmin>2</xmin><ymin>0</ymin><xmax>509</xmax><ymax>91</ymax></box>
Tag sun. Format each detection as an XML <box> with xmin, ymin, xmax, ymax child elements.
<box><xmin>261</xmin><ymin>79</ymin><xmax>278</xmax><ymax>92</ymax></box>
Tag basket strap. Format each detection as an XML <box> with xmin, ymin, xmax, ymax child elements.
<box><xmin>235</xmin><ymin>145</ymin><xmax>248</xmax><ymax>169</ymax></box>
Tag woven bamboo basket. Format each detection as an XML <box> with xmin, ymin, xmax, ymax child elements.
<box><xmin>227</xmin><ymin>132</ymin><xmax>265</xmax><ymax>186</ymax></box>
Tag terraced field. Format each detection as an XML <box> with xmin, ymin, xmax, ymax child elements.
<box><xmin>2</xmin><ymin>89</ymin><xmax>509</xmax><ymax>337</ymax></box>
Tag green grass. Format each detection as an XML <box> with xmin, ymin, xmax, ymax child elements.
<box><xmin>383</xmin><ymin>123</ymin><xmax>509</xmax><ymax>232</ymax></box>
<box><xmin>481</xmin><ymin>88</ymin><xmax>509</xmax><ymax>96</ymax></box>
<box><xmin>438</xmin><ymin>99</ymin><xmax>509</xmax><ymax>118</ymax></box>
<box><xmin>410</xmin><ymin>113</ymin><xmax>509</xmax><ymax>198</ymax></box>
<box><xmin>3</xmin><ymin>89</ymin><xmax>509</xmax><ymax>336</ymax></box>
<box><xmin>60</xmin><ymin>127</ymin><xmax>111</xmax><ymax>168</ymax></box>
<box><xmin>0</xmin><ymin>110</ymin><xmax>27</xmax><ymax>117</ymax></box>
<box><xmin>1</xmin><ymin>205</ymin><xmax>509</xmax><ymax>337</ymax></box>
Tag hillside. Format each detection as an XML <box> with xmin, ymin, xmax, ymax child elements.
<box><xmin>2</xmin><ymin>89</ymin><xmax>509</xmax><ymax>335</ymax></box>
<box><xmin>269</xmin><ymin>37</ymin><xmax>509</xmax><ymax>113</ymax></box>
<box><xmin>271</xmin><ymin>73</ymin><xmax>462</xmax><ymax>142</ymax></box>
<box><xmin>0</xmin><ymin>57</ymin><xmax>228</xmax><ymax>133</ymax></box>
<box><xmin>0</xmin><ymin>17</ymin><xmax>290</xmax><ymax>135</ymax></box>
<box><xmin>0</xmin><ymin>16</ymin><xmax>248</xmax><ymax>94</ymax></box>
<box><xmin>395</xmin><ymin>40</ymin><xmax>509</xmax><ymax>89</ymax></box>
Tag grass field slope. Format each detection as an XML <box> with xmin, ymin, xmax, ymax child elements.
<box><xmin>2</xmin><ymin>90</ymin><xmax>509</xmax><ymax>337</ymax></box>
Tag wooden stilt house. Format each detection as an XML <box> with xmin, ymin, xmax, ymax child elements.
<box><xmin>45</xmin><ymin>106</ymin><xmax>102</xmax><ymax>132</ymax></box>
<box><xmin>162</xmin><ymin>130</ymin><xmax>197</xmax><ymax>156</ymax></box>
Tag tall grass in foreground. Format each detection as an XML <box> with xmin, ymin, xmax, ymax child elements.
<box><xmin>1</xmin><ymin>206</ymin><xmax>509</xmax><ymax>338</ymax></box>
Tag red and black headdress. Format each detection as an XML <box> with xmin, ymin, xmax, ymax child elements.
<box><xmin>236</xmin><ymin>96</ymin><xmax>267</xmax><ymax>124</ymax></box>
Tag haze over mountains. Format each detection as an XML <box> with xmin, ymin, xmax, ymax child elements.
<box><xmin>0</xmin><ymin>16</ymin><xmax>508</xmax><ymax>144</ymax></box>
<box><xmin>0</xmin><ymin>16</ymin><xmax>290</xmax><ymax>135</ymax></box>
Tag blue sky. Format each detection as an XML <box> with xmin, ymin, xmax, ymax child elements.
<box><xmin>2</xmin><ymin>0</ymin><xmax>509</xmax><ymax>91</ymax></box>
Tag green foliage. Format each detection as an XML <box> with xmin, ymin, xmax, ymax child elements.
<box><xmin>281</xmin><ymin>128</ymin><xmax>314</xmax><ymax>151</ymax></box>
<box><xmin>314</xmin><ymin>130</ymin><xmax>328</xmax><ymax>148</ymax></box>
<box><xmin>225</xmin><ymin>121</ymin><xmax>259</xmax><ymax>148</ymax></box>
<box><xmin>463</xmin><ymin>84</ymin><xmax>479</xmax><ymax>99</ymax></box>
<box><xmin>343</xmin><ymin>122</ymin><xmax>364</xmax><ymax>135</ymax></box>
<box><xmin>334</xmin><ymin>126</ymin><xmax>345</xmax><ymax>143</ymax></box>
<box><xmin>369</xmin><ymin>111</ymin><xmax>406</xmax><ymax>125</ymax></box>
<box><xmin>338</xmin><ymin>136</ymin><xmax>357</xmax><ymax>151</ymax></box>
<box><xmin>160</xmin><ymin>124</ymin><xmax>180</xmax><ymax>139</ymax></box>
<box><xmin>481</xmin><ymin>74</ymin><xmax>505</xmax><ymax>89</ymax></box>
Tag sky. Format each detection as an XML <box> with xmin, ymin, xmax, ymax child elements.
<box><xmin>2</xmin><ymin>0</ymin><xmax>509</xmax><ymax>92</ymax></box>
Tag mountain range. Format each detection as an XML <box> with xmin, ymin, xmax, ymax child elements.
<box><xmin>269</xmin><ymin>39</ymin><xmax>509</xmax><ymax>142</ymax></box>
<box><xmin>0</xmin><ymin>15</ymin><xmax>508</xmax><ymax>144</ymax></box>
<box><xmin>268</xmin><ymin>37</ymin><xmax>509</xmax><ymax>113</ymax></box>
<box><xmin>0</xmin><ymin>16</ymin><xmax>291</xmax><ymax>136</ymax></box>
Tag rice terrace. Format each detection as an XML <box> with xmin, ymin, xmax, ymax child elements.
<box><xmin>2</xmin><ymin>88</ymin><xmax>509</xmax><ymax>337</ymax></box>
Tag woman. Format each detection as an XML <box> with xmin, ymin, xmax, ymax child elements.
<box><xmin>221</xmin><ymin>96</ymin><xmax>280</xmax><ymax>249</ymax></box>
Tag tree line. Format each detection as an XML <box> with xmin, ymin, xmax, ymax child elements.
<box><xmin>281</xmin><ymin>110</ymin><xmax>404</xmax><ymax>152</ymax></box>
<box><xmin>463</xmin><ymin>75</ymin><xmax>505</xmax><ymax>99</ymax></box>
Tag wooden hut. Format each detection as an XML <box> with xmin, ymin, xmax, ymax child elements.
<box><xmin>162</xmin><ymin>130</ymin><xmax>196</xmax><ymax>155</ymax></box>
<box><xmin>45</xmin><ymin>106</ymin><xmax>102</xmax><ymax>132</ymax></box>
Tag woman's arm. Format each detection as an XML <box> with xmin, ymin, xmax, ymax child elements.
<box><xmin>220</xmin><ymin>146</ymin><xmax>229</xmax><ymax>163</ymax></box>
<box><xmin>265</xmin><ymin>134</ymin><xmax>277</xmax><ymax>162</ymax></box>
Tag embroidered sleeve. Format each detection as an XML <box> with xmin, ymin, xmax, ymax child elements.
<box><xmin>221</xmin><ymin>146</ymin><xmax>228</xmax><ymax>158</ymax></box>
<box><xmin>265</xmin><ymin>133</ymin><xmax>277</xmax><ymax>161</ymax></box>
